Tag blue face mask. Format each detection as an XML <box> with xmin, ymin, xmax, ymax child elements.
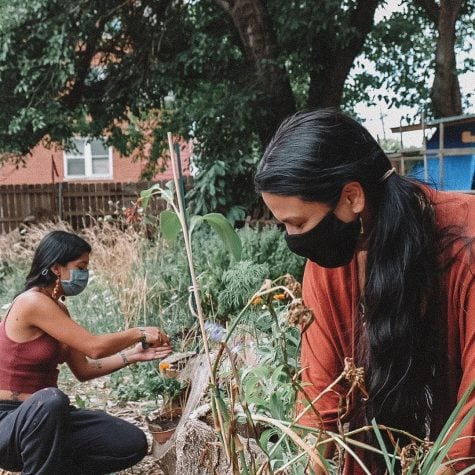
<box><xmin>61</xmin><ymin>269</ymin><xmax>89</xmax><ymax>296</ymax></box>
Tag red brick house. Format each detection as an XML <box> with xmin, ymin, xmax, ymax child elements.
<box><xmin>0</xmin><ymin>138</ymin><xmax>191</xmax><ymax>185</ymax></box>
<box><xmin>0</xmin><ymin>138</ymin><xmax>192</xmax><ymax>233</ymax></box>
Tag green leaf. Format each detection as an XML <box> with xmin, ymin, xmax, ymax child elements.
<box><xmin>202</xmin><ymin>213</ymin><xmax>242</xmax><ymax>261</ymax></box>
<box><xmin>159</xmin><ymin>210</ymin><xmax>181</xmax><ymax>244</ymax></box>
<box><xmin>189</xmin><ymin>215</ymin><xmax>204</xmax><ymax>235</ymax></box>
<box><xmin>140</xmin><ymin>183</ymin><xmax>163</xmax><ymax>211</ymax></box>
<box><xmin>371</xmin><ymin>419</ymin><xmax>397</xmax><ymax>472</ymax></box>
<box><xmin>422</xmin><ymin>381</ymin><xmax>475</xmax><ymax>472</ymax></box>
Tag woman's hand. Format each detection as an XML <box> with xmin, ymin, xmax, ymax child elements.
<box><xmin>139</xmin><ymin>326</ymin><xmax>170</xmax><ymax>347</ymax></box>
<box><xmin>128</xmin><ymin>342</ymin><xmax>172</xmax><ymax>363</ymax></box>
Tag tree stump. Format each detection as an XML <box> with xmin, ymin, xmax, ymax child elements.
<box><xmin>152</xmin><ymin>353</ymin><xmax>267</xmax><ymax>475</ymax></box>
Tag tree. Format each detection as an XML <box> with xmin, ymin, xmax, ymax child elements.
<box><xmin>0</xmin><ymin>0</ymin><xmax>473</xmax><ymax>216</ymax></box>
<box><xmin>416</xmin><ymin>0</ymin><xmax>464</xmax><ymax>118</ymax></box>
<box><xmin>360</xmin><ymin>0</ymin><xmax>474</xmax><ymax>119</ymax></box>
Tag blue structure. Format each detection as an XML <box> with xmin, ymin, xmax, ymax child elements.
<box><xmin>408</xmin><ymin>115</ymin><xmax>475</xmax><ymax>191</ymax></box>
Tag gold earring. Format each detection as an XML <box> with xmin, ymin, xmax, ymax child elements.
<box><xmin>52</xmin><ymin>276</ymin><xmax>61</xmax><ymax>300</ymax></box>
<box><xmin>359</xmin><ymin>216</ymin><xmax>364</xmax><ymax>235</ymax></box>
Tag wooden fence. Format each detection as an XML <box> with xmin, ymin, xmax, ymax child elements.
<box><xmin>0</xmin><ymin>181</ymin><xmax>185</xmax><ymax>234</ymax></box>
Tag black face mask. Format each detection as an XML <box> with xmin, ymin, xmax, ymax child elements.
<box><xmin>285</xmin><ymin>211</ymin><xmax>361</xmax><ymax>268</ymax></box>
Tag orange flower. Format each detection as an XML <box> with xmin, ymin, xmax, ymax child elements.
<box><xmin>273</xmin><ymin>293</ymin><xmax>287</xmax><ymax>301</ymax></box>
<box><xmin>159</xmin><ymin>362</ymin><xmax>170</xmax><ymax>373</ymax></box>
<box><xmin>251</xmin><ymin>296</ymin><xmax>263</xmax><ymax>305</ymax></box>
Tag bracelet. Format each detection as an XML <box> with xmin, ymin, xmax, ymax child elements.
<box><xmin>119</xmin><ymin>351</ymin><xmax>129</xmax><ymax>366</ymax></box>
<box><xmin>138</xmin><ymin>327</ymin><xmax>150</xmax><ymax>349</ymax></box>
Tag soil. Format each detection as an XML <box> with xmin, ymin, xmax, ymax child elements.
<box><xmin>149</xmin><ymin>414</ymin><xmax>181</xmax><ymax>432</ymax></box>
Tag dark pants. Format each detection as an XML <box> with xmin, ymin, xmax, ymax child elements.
<box><xmin>0</xmin><ymin>387</ymin><xmax>148</xmax><ymax>475</ymax></box>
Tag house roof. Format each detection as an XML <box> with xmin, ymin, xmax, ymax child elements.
<box><xmin>390</xmin><ymin>113</ymin><xmax>475</xmax><ymax>133</ymax></box>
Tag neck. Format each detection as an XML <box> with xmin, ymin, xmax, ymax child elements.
<box><xmin>37</xmin><ymin>285</ymin><xmax>62</xmax><ymax>302</ymax></box>
<box><xmin>356</xmin><ymin>250</ymin><xmax>367</xmax><ymax>293</ymax></box>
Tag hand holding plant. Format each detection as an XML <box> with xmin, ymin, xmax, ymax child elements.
<box><xmin>136</xmin><ymin>326</ymin><xmax>170</xmax><ymax>347</ymax></box>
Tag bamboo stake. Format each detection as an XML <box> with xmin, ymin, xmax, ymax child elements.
<box><xmin>166</xmin><ymin>132</ymin><xmax>231</xmax><ymax>462</ymax></box>
<box><xmin>167</xmin><ymin>133</ymin><xmax>213</xmax><ymax>376</ymax></box>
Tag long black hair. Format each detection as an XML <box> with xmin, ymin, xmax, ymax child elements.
<box><xmin>23</xmin><ymin>230</ymin><xmax>91</xmax><ymax>292</ymax></box>
<box><xmin>255</xmin><ymin>108</ymin><xmax>447</xmax><ymax>444</ymax></box>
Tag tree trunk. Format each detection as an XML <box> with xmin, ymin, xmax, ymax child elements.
<box><xmin>431</xmin><ymin>0</ymin><xmax>463</xmax><ymax>118</ymax></box>
<box><xmin>307</xmin><ymin>0</ymin><xmax>379</xmax><ymax>109</ymax></box>
<box><xmin>215</xmin><ymin>0</ymin><xmax>296</xmax><ymax>145</ymax></box>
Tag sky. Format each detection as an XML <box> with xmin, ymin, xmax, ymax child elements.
<box><xmin>354</xmin><ymin>0</ymin><xmax>474</xmax><ymax>148</ymax></box>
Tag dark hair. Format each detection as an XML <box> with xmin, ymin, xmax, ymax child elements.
<box><xmin>255</xmin><ymin>109</ymin><xmax>446</xmax><ymax>449</ymax></box>
<box><xmin>24</xmin><ymin>230</ymin><xmax>91</xmax><ymax>292</ymax></box>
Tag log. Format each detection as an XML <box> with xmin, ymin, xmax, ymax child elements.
<box><xmin>152</xmin><ymin>353</ymin><xmax>267</xmax><ymax>474</ymax></box>
<box><xmin>152</xmin><ymin>354</ymin><xmax>211</xmax><ymax>474</ymax></box>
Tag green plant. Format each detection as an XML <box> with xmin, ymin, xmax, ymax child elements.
<box><xmin>141</xmin><ymin>181</ymin><xmax>242</xmax><ymax>262</ymax></box>
<box><xmin>240</xmin><ymin>225</ymin><xmax>305</xmax><ymax>281</ymax></box>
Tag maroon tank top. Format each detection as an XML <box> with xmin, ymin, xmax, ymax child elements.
<box><xmin>0</xmin><ymin>299</ymin><xmax>68</xmax><ymax>394</ymax></box>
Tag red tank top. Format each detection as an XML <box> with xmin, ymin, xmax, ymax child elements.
<box><xmin>0</xmin><ymin>303</ymin><xmax>68</xmax><ymax>394</ymax></box>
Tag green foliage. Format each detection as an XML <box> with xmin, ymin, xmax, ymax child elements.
<box><xmin>66</xmin><ymin>275</ymin><xmax>124</xmax><ymax>334</ymax></box>
<box><xmin>110</xmin><ymin>362</ymin><xmax>185</xmax><ymax>403</ymax></box>
<box><xmin>3</xmin><ymin>0</ymin><xmax>471</xmax><ymax>215</ymax></box>
<box><xmin>141</xmin><ymin>182</ymin><xmax>242</xmax><ymax>260</ymax></box>
<box><xmin>147</xmin><ymin>224</ymin><xmax>299</xmax><ymax>325</ymax></box>
<box><xmin>359</xmin><ymin>1</ymin><xmax>475</xmax><ymax>117</ymax></box>
<box><xmin>217</xmin><ymin>260</ymin><xmax>269</xmax><ymax>315</ymax></box>
<box><xmin>159</xmin><ymin>209</ymin><xmax>182</xmax><ymax>243</ymax></box>
<box><xmin>240</xmin><ymin>226</ymin><xmax>305</xmax><ymax>281</ymax></box>
<box><xmin>0</xmin><ymin>260</ymin><xmax>27</xmax><ymax>308</ymax></box>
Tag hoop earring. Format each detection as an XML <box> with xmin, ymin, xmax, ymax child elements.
<box><xmin>52</xmin><ymin>277</ymin><xmax>61</xmax><ymax>300</ymax></box>
<box><xmin>359</xmin><ymin>215</ymin><xmax>364</xmax><ymax>235</ymax></box>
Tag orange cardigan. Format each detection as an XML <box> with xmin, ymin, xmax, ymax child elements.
<box><xmin>299</xmin><ymin>188</ymin><xmax>475</xmax><ymax>473</ymax></box>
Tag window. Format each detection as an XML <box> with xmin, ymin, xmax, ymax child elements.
<box><xmin>64</xmin><ymin>138</ymin><xmax>112</xmax><ymax>179</ymax></box>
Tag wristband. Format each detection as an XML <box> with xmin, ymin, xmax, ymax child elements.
<box><xmin>139</xmin><ymin>327</ymin><xmax>150</xmax><ymax>349</ymax></box>
<box><xmin>119</xmin><ymin>351</ymin><xmax>129</xmax><ymax>365</ymax></box>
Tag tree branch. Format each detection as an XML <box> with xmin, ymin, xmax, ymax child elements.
<box><xmin>307</xmin><ymin>0</ymin><xmax>379</xmax><ymax>108</ymax></box>
<box><xmin>413</xmin><ymin>0</ymin><xmax>439</xmax><ymax>25</ymax></box>
<box><xmin>215</xmin><ymin>0</ymin><xmax>295</xmax><ymax>144</ymax></box>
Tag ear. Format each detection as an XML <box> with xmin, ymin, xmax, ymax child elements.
<box><xmin>50</xmin><ymin>263</ymin><xmax>61</xmax><ymax>277</ymax></box>
<box><xmin>340</xmin><ymin>181</ymin><xmax>365</xmax><ymax>214</ymax></box>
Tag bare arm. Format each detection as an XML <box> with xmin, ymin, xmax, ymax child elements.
<box><xmin>66</xmin><ymin>342</ymin><xmax>172</xmax><ymax>381</ymax></box>
<box><xmin>10</xmin><ymin>291</ymin><xmax>169</xmax><ymax>359</ymax></box>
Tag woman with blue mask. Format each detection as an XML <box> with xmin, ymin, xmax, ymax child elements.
<box><xmin>255</xmin><ymin>109</ymin><xmax>475</xmax><ymax>475</ymax></box>
<box><xmin>0</xmin><ymin>230</ymin><xmax>172</xmax><ymax>474</ymax></box>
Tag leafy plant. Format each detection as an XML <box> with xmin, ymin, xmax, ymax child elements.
<box><xmin>141</xmin><ymin>181</ymin><xmax>242</xmax><ymax>261</ymax></box>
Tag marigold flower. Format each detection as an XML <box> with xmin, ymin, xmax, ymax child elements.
<box><xmin>251</xmin><ymin>296</ymin><xmax>263</xmax><ymax>305</ymax></box>
<box><xmin>273</xmin><ymin>293</ymin><xmax>287</xmax><ymax>301</ymax></box>
<box><xmin>159</xmin><ymin>362</ymin><xmax>171</xmax><ymax>373</ymax></box>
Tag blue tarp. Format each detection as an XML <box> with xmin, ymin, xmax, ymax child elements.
<box><xmin>409</xmin><ymin>122</ymin><xmax>475</xmax><ymax>190</ymax></box>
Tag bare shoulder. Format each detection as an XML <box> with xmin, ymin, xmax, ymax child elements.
<box><xmin>13</xmin><ymin>290</ymin><xmax>68</xmax><ymax>319</ymax></box>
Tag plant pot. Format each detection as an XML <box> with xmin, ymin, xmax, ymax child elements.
<box><xmin>146</xmin><ymin>407</ymin><xmax>183</xmax><ymax>444</ymax></box>
<box><xmin>149</xmin><ymin>425</ymin><xmax>177</xmax><ymax>444</ymax></box>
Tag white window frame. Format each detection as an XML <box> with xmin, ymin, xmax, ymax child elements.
<box><xmin>63</xmin><ymin>138</ymin><xmax>113</xmax><ymax>180</ymax></box>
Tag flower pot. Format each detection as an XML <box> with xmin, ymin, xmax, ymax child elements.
<box><xmin>146</xmin><ymin>407</ymin><xmax>183</xmax><ymax>444</ymax></box>
<box><xmin>149</xmin><ymin>425</ymin><xmax>177</xmax><ymax>444</ymax></box>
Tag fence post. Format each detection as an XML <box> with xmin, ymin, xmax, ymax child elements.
<box><xmin>58</xmin><ymin>182</ymin><xmax>63</xmax><ymax>221</ymax></box>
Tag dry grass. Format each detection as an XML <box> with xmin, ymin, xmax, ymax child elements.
<box><xmin>80</xmin><ymin>223</ymin><xmax>149</xmax><ymax>328</ymax></box>
<box><xmin>0</xmin><ymin>221</ymin><xmax>72</xmax><ymax>264</ymax></box>
<box><xmin>0</xmin><ymin>221</ymin><xmax>151</xmax><ymax>328</ymax></box>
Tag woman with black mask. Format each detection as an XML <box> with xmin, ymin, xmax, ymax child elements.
<box><xmin>255</xmin><ymin>108</ymin><xmax>475</xmax><ymax>474</ymax></box>
<box><xmin>0</xmin><ymin>230</ymin><xmax>172</xmax><ymax>474</ymax></box>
